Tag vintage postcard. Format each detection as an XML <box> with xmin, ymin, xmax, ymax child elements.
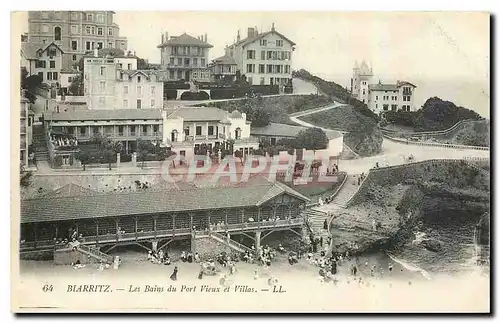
<box><xmin>11</xmin><ymin>11</ymin><xmax>490</xmax><ymax>313</ymax></box>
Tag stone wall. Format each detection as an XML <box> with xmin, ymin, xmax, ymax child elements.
<box><xmin>190</xmin><ymin>236</ymin><xmax>239</xmax><ymax>261</ymax></box>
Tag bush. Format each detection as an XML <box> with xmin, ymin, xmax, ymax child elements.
<box><xmin>210</xmin><ymin>88</ymin><xmax>247</xmax><ymax>100</ymax></box>
<box><xmin>120</xmin><ymin>153</ymin><xmax>132</xmax><ymax>162</ymax></box>
<box><xmin>164</xmin><ymin>89</ymin><xmax>178</xmax><ymax>100</ymax></box>
<box><xmin>251</xmin><ymin>85</ymin><xmax>280</xmax><ymax>96</ymax></box>
<box><xmin>163</xmin><ymin>82</ymin><xmax>190</xmax><ymax>90</ymax></box>
<box><xmin>180</xmin><ymin>91</ymin><xmax>210</xmax><ymax>101</ymax></box>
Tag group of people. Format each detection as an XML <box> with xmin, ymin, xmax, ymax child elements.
<box><xmin>355</xmin><ymin>173</ymin><xmax>366</xmax><ymax>186</ymax></box>
<box><xmin>180</xmin><ymin>251</ymin><xmax>200</xmax><ymax>263</ymax></box>
<box><xmin>147</xmin><ymin>249</ymin><xmax>172</xmax><ymax>265</ymax></box>
<box><xmin>209</xmin><ymin>221</ymin><xmax>227</xmax><ymax>231</ymax></box>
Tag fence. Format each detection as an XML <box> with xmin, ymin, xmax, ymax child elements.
<box><xmin>380</xmin><ymin>119</ymin><xmax>483</xmax><ymax>137</ymax></box>
<box><xmin>384</xmin><ymin>135</ymin><xmax>489</xmax><ymax>151</ymax></box>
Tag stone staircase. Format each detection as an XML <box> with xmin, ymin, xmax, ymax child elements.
<box><xmin>304</xmin><ymin>208</ymin><xmax>330</xmax><ymax>240</ymax></box>
<box><xmin>32</xmin><ymin>124</ymin><xmax>49</xmax><ymax>162</ymax></box>
<box><xmin>330</xmin><ymin>174</ymin><xmax>361</xmax><ymax>207</ymax></box>
<box><xmin>77</xmin><ymin>244</ymin><xmax>114</xmax><ymax>264</ymax></box>
<box><xmin>208</xmin><ymin>231</ymin><xmax>254</xmax><ymax>254</ymax></box>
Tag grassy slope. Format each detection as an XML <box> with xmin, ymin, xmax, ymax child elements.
<box><xmin>300</xmin><ymin>106</ymin><xmax>383</xmax><ymax>157</ymax></box>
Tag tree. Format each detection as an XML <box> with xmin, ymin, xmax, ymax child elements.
<box><xmin>20</xmin><ymin>68</ymin><xmax>42</xmax><ymax>103</ymax></box>
<box><xmin>76</xmin><ymin>150</ymin><xmax>91</xmax><ymax>171</ymax></box>
<box><xmin>20</xmin><ymin>169</ymin><xmax>32</xmax><ymax>187</ymax></box>
<box><xmin>250</xmin><ymin>106</ymin><xmax>271</xmax><ymax>127</ymax></box>
<box><xmin>296</xmin><ymin>128</ymin><xmax>328</xmax><ymax>151</ymax></box>
<box><xmin>137</xmin><ymin>138</ymin><xmax>149</xmax><ymax>169</ymax></box>
<box><xmin>68</xmin><ymin>74</ymin><xmax>83</xmax><ymax>96</ymax></box>
<box><xmin>137</xmin><ymin>58</ymin><xmax>149</xmax><ymax>69</ymax></box>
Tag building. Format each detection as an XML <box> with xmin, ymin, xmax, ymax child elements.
<box><xmin>83</xmin><ymin>50</ymin><xmax>163</xmax><ymax>110</ymax></box>
<box><xmin>208</xmin><ymin>54</ymin><xmax>238</xmax><ymax>83</ymax></box>
<box><xmin>250</xmin><ymin>123</ymin><xmax>344</xmax><ymax>158</ymax></box>
<box><xmin>367</xmin><ymin>80</ymin><xmax>417</xmax><ymax>114</ymax></box>
<box><xmin>350</xmin><ymin>60</ymin><xmax>373</xmax><ymax>103</ymax></box>
<box><xmin>157</xmin><ymin>32</ymin><xmax>213</xmax><ymax>82</ymax></box>
<box><xmin>59</xmin><ymin>69</ymin><xmax>81</xmax><ymax>93</ymax></box>
<box><xmin>20</xmin><ymin>95</ymin><xmax>34</xmax><ymax>168</ymax></box>
<box><xmin>162</xmin><ymin>108</ymin><xmax>259</xmax><ymax>162</ymax></box>
<box><xmin>225</xmin><ymin>24</ymin><xmax>295</xmax><ymax>86</ymax></box>
<box><xmin>27</xmin><ymin>11</ymin><xmax>128</xmax><ymax>70</ymax></box>
<box><xmin>20</xmin><ymin>42</ymin><xmax>40</xmax><ymax>75</ymax></box>
<box><xmin>45</xmin><ymin>109</ymin><xmax>163</xmax><ymax>156</ymax></box>
<box><xmin>20</xmin><ymin>179</ymin><xmax>308</xmax><ymax>256</ymax></box>
<box><xmin>20</xmin><ymin>42</ymin><xmax>65</xmax><ymax>85</ymax></box>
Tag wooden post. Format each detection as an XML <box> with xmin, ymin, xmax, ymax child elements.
<box><xmin>33</xmin><ymin>223</ymin><xmax>38</xmax><ymax>248</ymax></box>
<box><xmin>190</xmin><ymin>213</ymin><xmax>194</xmax><ymax>230</ymax></box>
<box><xmin>224</xmin><ymin>209</ymin><xmax>228</xmax><ymax>226</ymax></box>
<box><xmin>257</xmin><ymin>207</ymin><xmax>261</xmax><ymax>228</ymax></box>
<box><xmin>95</xmin><ymin>220</ymin><xmax>99</xmax><ymax>244</ymax></box>
<box><xmin>54</xmin><ymin>224</ymin><xmax>59</xmax><ymax>240</ymax></box>
<box><xmin>172</xmin><ymin>214</ymin><xmax>176</xmax><ymax>236</ymax></box>
<box><xmin>134</xmin><ymin>217</ymin><xmax>138</xmax><ymax>240</ymax></box>
<box><xmin>240</xmin><ymin>209</ymin><xmax>244</xmax><ymax>224</ymax></box>
<box><xmin>255</xmin><ymin>230</ymin><xmax>261</xmax><ymax>252</ymax></box>
<box><xmin>115</xmin><ymin>219</ymin><xmax>119</xmax><ymax>242</ymax></box>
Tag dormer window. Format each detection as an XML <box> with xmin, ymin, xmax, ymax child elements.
<box><xmin>137</xmin><ymin>76</ymin><xmax>141</xmax><ymax>83</ymax></box>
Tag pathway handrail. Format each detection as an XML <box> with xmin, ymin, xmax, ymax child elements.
<box><xmin>383</xmin><ymin>135</ymin><xmax>489</xmax><ymax>150</ymax></box>
<box><xmin>380</xmin><ymin>119</ymin><xmax>486</xmax><ymax>137</ymax></box>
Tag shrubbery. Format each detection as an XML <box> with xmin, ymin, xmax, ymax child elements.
<box><xmin>180</xmin><ymin>91</ymin><xmax>210</xmax><ymax>100</ymax></box>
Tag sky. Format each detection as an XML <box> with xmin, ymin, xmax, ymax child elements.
<box><xmin>16</xmin><ymin>11</ymin><xmax>490</xmax><ymax>115</ymax></box>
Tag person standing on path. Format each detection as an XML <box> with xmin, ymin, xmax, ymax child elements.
<box><xmin>170</xmin><ymin>266</ymin><xmax>178</xmax><ymax>281</ymax></box>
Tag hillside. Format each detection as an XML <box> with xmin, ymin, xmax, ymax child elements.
<box><xmin>383</xmin><ymin>97</ymin><xmax>484</xmax><ymax>131</ymax></box>
<box><xmin>200</xmin><ymin>94</ymin><xmax>333</xmax><ymax>125</ymax></box>
<box><xmin>299</xmin><ymin>106</ymin><xmax>383</xmax><ymax>157</ymax></box>
<box><xmin>451</xmin><ymin>120</ymin><xmax>490</xmax><ymax>147</ymax></box>
<box><xmin>292</xmin><ymin>69</ymin><xmax>379</xmax><ymax>121</ymax></box>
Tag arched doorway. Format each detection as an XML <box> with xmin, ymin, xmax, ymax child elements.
<box><xmin>234</xmin><ymin>127</ymin><xmax>242</xmax><ymax>140</ymax></box>
<box><xmin>171</xmin><ymin>129</ymin><xmax>178</xmax><ymax>142</ymax></box>
<box><xmin>54</xmin><ymin>26</ymin><xmax>62</xmax><ymax>41</ymax></box>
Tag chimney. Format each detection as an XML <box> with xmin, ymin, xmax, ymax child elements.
<box><xmin>237</xmin><ymin>30</ymin><xmax>240</xmax><ymax>42</ymax></box>
<box><xmin>271</xmin><ymin>23</ymin><xmax>275</xmax><ymax>32</ymax></box>
<box><xmin>161</xmin><ymin>33</ymin><xmax>164</xmax><ymax>43</ymax></box>
<box><xmin>247</xmin><ymin>27</ymin><xmax>255</xmax><ymax>38</ymax></box>
<box><xmin>165</xmin><ymin>31</ymin><xmax>168</xmax><ymax>41</ymax></box>
<box><xmin>94</xmin><ymin>48</ymin><xmax>98</xmax><ymax>57</ymax></box>
<box><xmin>204</xmin><ymin>33</ymin><xmax>208</xmax><ymax>43</ymax></box>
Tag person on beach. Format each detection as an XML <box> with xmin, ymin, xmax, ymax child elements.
<box><xmin>331</xmin><ymin>259</ymin><xmax>337</xmax><ymax>275</ymax></box>
<box><xmin>388</xmin><ymin>262</ymin><xmax>393</xmax><ymax>273</ymax></box>
<box><xmin>180</xmin><ymin>251</ymin><xmax>187</xmax><ymax>262</ymax></box>
<box><xmin>253</xmin><ymin>269</ymin><xmax>259</xmax><ymax>280</ymax></box>
<box><xmin>170</xmin><ymin>266</ymin><xmax>178</xmax><ymax>281</ymax></box>
<box><xmin>371</xmin><ymin>265</ymin><xmax>376</xmax><ymax>277</ymax></box>
<box><xmin>323</xmin><ymin>219</ymin><xmax>328</xmax><ymax>230</ymax></box>
<box><xmin>194</xmin><ymin>253</ymin><xmax>200</xmax><ymax>263</ymax></box>
<box><xmin>198</xmin><ymin>268</ymin><xmax>204</xmax><ymax>280</ymax></box>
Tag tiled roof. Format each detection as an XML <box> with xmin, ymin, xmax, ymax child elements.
<box><xmin>20</xmin><ymin>181</ymin><xmax>309</xmax><ymax>223</ymax></box>
<box><xmin>165</xmin><ymin>107</ymin><xmax>228</xmax><ymax>122</ymax></box>
<box><xmin>212</xmin><ymin>54</ymin><xmax>237</xmax><ymax>65</ymax></box>
<box><xmin>157</xmin><ymin>33</ymin><xmax>213</xmax><ymax>48</ymax></box>
<box><xmin>120</xmin><ymin>70</ymin><xmax>158</xmax><ymax>78</ymax></box>
<box><xmin>251</xmin><ymin>123</ymin><xmax>306</xmax><ymax>138</ymax></box>
<box><xmin>230</xmin><ymin>30</ymin><xmax>296</xmax><ymax>48</ymax></box>
<box><xmin>396</xmin><ymin>80</ymin><xmax>417</xmax><ymax>88</ymax></box>
<box><xmin>38</xmin><ymin>42</ymin><xmax>64</xmax><ymax>54</ymax></box>
<box><xmin>47</xmin><ymin>109</ymin><xmax>163</xmax><ymax>121</ymax></box>
<box><xmin>21</xmin><ymin>42</ymin><xmax>42</xmax><ymax>60</ymax></box>
<box><xmin>368</xmin><ymin>83</ymin><xmax>399</xmax><ymax>91</ymax></box>
<box><xmin>325</xmin><ymin>130</ymin><xmax>343</xmax><ymax>140</ymax></box>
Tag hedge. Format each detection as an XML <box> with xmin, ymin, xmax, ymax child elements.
<box><xmin>164</xmin><ymin>82</ymin><xmax>190</xmax><ymax>90</ymax></box>
<box><xmin>180</xmin><ymin>91</ymin><xmax>210</xmax><ymax>100</ymax></box>
<box><xmin>164</xmin><ymin>89</ymin><xmax>178</xmax><ymax>100</ymax></box>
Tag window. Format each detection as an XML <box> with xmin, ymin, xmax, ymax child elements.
<box><xmin>267</xmin><ymin>65</ymin><xmax>273</xmax><ymax>73</ymax></box>
<box><xmin>91</xmin><ymin>27</ymin><xmax>95</xmax><ymax>35</ymax></box>
<box><xmin>201</xmin><ymin>58</ymin><xmax>206</xmax><ymax>67</ymax></box>
<box><xmin>48</xmin><ymin>48</ymin><xmax>57</xmax><ymax>57</ymax></box>
<box><xmin>260</xmin><ymin>39</ymin><xmax>267</xmax><ymax>46</ymax></box>
<box><xmin>285</xmin><ymin>65</ymin><xmax>290</xmax><ymax>74</ymax></box>
<box><xmin>108</xmin><ymin>28</ymin><xmax>113</xmax><ymax>36</ymax></box>
<box><xmin>153</xmin><ymin>125</ymin><xmax>159</xmax><ymax>134</ymax></box>
<box><xmin>71</xmin><ymin>40</ymin><xmax>78</xmax><ymax>50</ymax></box>
<box><xmin>391</xmin><ymin>104</ymin><xmax>397</xmax><ymax>111</ymax></box>
<box><xmin>123</xmin><ymin>99</ymin><xmax>128</xmax><ymax>108</ymax></box>
<box><xmin>35</xmin><ymin>61</ymin><xmax>46</xmax><ymax>68</ymax></box>
<box><xmin>170</xmin><ymin>57</ymin><xmax>174</xmax><ymax>65</ymax></box>
<box><xmin>97</xmin><ymin>42</ymin><xmax>103</xmax><ymax>49</ymax></box>
<box><xmin>137</xmin><ymin>99</ymin><xmax>142</xmax><ymax>109</ymax></box>
<box><xmin>72</xmin><ymin>54</ymin><xmax>77</xmax><ymax>61</ymax></box>
<box><xmin>71</xmin><ymin>25</ymin><xmax>78</xmax><ymax>34</ymax></box>
<box><xmin>49</xmin><ymin>61</ymin><xmax>55</xmax><ymax>68</ymax></box>
<box><xmin>247</xmin><ymin>50</ymin><xmax>255</xmax><ymax>59</ymax></box>
<box><xmin>260</xmin><ymin>77</ymin><xmax>265</xmax><ymax>85</ymax></box>
<box><xmin>99</xmin><ymin>67</ymin><xmax>105</xmax><ymax>76</ymax></box>
<box><xmin>246</xmin><ymin>64</ymin><xmax>255</xmax><ymax>73</ymax></box>
<box><xmin>99</xmin><ymin>81</ymin><xmax>105</xmax><ymax>91</ymax></box>
<box><xmin>71</xmin><ymin>12</ymin><xmax>79</xmax><ymax>20</ymax></box>
<box><xmin>193</xmin><ymin>58</ymin><xmax>198</xmax><ymax>66</ymax></box>
<box><xmin>259</xmin><ymin>64</ymin><xmax>265</xmax><ymax>73</ymax></box>
<box><xmin>79</xmin><ymin>127</ymin><xmax>86</xmax><ymax>136</ymax></box>
<box><xmin>123</xmin><ymin>86</ymin><xmax>129</xmax><ymax>94</ymax></box>
<box><xmin>130</xmin><ymin>125</ymin><xmax>136</xmax><ymax>135</ymax></box>
<box><xmin>86</xmin><ymin>41</ymin><xmax>91</xmax><ymax>50</ymax></box>
<box><xmin>362</xmin><ymin>89</ymin><xmax>366</xmax><ymax>95</ymax></box>
<box><xmin>137</xmin><ymin>86</ymin><xmax>142</xmax><ymax>96</ymax></box>
<box><xmin>184</xmin><ymin>127</ymin><xmax>190</xmax><ymax>136</ymax></box>
<box><xmin>151</xmin><ymin>86</ymin><xmax>156</xmax><ymax>95</ymax></box>
<box><xmin>383</xmin><ymin>104</ymin><xmax>389</xmax><ymax>111</ymax></box>
<box><xmin>86</xmin><ymin>13</ymin><xmax>93</xmax><ymax>21</ymax></box>
<box><xmin>208</xmin><ymin>126</ymin><xmax>214</xmax><ymax>136</ymax></box>
<box><xmin>97</xmin><ymin>27</ymin><xmax>103</xmax><ymax>36</ymax></box>
<box><xmin>184</xmin><ymin>58</ymin><xmax>190</xmax><ymax>66</ymax></box>
<box><xmin>97</xmin><ymin>14</ymin><xmax>104</xmax><ymax>23</ymax></box>
<box><xmin>276</xmin><ymin>40</ymin><xmax>283</xmax><ymax>47</ymax></box>
<box><xmin>376</xmin><ymin>95</ymin><xmax>378</xmax><ymax>100</ymax></box>
<box><xmin>375</xmin><ymin>104</ymin><xmax>378</xmax><ymax>110</ymax></box>
<box><xmin>108</xmin><ymin>42</ymin><xmax>113</xmax><ymax>48</ymax></box>
<box><xmin>142</xmin><ymin>125</ymin><xmax>148</xmax><ymax>134</ymax></box>
<box><xmin>68</xmin><ymin>76</ymin><xmax>72</xmax><ymax>82</ymax></box>
<box><xmin>177</xmin><ymin>58</ymin><xmax>182</xmax><ymax>66</ymax></box>
<box><xmin>54</xmin><ymin>27</ymin><xmax>61</xmax><ymax>40</ymax></box>
<box><xmin>261</xmin><ymin>51</ymin><xmax>265</xmax><ymax>60</ymax></box>
<box><xmin>150</xmin><ymin>99</ymin><xmax>155</xmax><ymax>107</ymax></box>
<box><xmin>137</xmin><ymin>76</ymin><xmax>141</xmax><ymax>83</ymax></box>
<box><xmin>99</xmin><ymin>97</ymin><xmax>105</xmax><ymax>107</ymax></box>
<box><xmin>196</xmin><ymin>126</ymin><xmax>202</xmax><ymax>136</ymax></box>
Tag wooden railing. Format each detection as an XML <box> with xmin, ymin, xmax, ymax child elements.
<box><xmin>208</xmin><ymin>231</ymin><xmax>254</xmax><ymax>254</ymax></box>
<box><xmin>77</xmin><ymin>244</ymin><xmax>114</xmax><ymax>264</ymax></box>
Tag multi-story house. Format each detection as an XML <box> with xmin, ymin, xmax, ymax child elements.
<box><xmin>27</xmin><ymin>11</ymin><xmax>128</xmax><ymax>70</ymax></box>
<box><xmin>21</xmin><ymin>41</ymin><xmax>64</xmax><ymax>85</ymax></box>
<box><xmin>162</xmin><ymin>108</ymin><xmax>259</xmax><ymax>162</ymax></box>
<box><xmin>224</xmin><ymin>24</ymin><xmax>295</xmax><ymax>86</ymax></box>
<box><xmin>208</xmin><ymin>55</ymin><xmax>238</xmax><ymax>83</ymax></box>
<box><xmin>20</xmin><ymin>42</ymin><xmax>40</xmax><ymax>75</ymax></box>
<box><xmin>157</xmin><ymin>32</ymin><xmax>213</xmax><ymax>82</ymax></box>
<box><xmin>83</xmin><ymin>50</ymin><xmax>163</xmax><ymax>110</ymax></box>
<box><xmin>350</xmin><ymin>60</ymin><xmax>373</xmax><ymax>103</ymax></box>
<box><xmin>368</xmin><ymin>80</ymin><xmax>417</xmax><ymax>114</ymax></box>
